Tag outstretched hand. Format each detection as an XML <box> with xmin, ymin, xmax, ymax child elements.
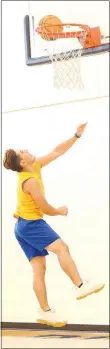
<box><xmin>76</xmin><ymin>122</ymin><xmax>88</xmax><ymax>137</ymax></box>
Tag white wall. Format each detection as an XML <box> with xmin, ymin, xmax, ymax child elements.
<box><xmin>2</xmin><ymin>1</ymin><xmax>109</xmax><ymax>325</ymax></box>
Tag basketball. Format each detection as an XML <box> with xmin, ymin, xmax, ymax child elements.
<box><xmin>38</xmin><ymin>15</ymin><xmax>63</xmax><ymax>40</ymax></box>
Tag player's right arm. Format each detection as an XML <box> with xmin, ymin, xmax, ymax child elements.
<box><xmin>23</xmin><ymin>178</ymin><xmax>68</xmax><ymax>217</ymax></box>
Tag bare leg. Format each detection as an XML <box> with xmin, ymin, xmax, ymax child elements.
<box><xmin>46</xmin><ymin>239</ymin><xmax>83</xmax><ymax>287</ymax></box>
<box><xmin>30</xmin><ymin>256</ymin><xmax>50</xmax><ymax>311</ymax></box>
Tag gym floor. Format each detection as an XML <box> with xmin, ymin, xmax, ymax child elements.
<box><xmin>2</xmin><ymin>329</ymin><xmax>109</xmax><ymax>348</ymax></box>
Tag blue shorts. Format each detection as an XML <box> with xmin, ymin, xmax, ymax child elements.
<box><xmin>14</xmin><ymin>217</ymin><xmax>60</xmax><ymax>261</ymax></box>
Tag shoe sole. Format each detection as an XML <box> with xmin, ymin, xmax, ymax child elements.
<box><xmin>76</xmin><ymin>284</ymin><xmax>105</xmax><ymax>300</ymax></box>
<box><xmin>37</xmin><ymin>319</ymin><xmax>67</xmax><ymax>327</ymax></box>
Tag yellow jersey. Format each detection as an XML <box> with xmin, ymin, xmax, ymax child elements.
<box><xmin>14</xmin><ymin>162</ymin><xmax>44</xmax><ymax>220</ymax></box>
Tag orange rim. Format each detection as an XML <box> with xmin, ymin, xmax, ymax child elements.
<box><xmin>36</xmin><ymin>23</ymin><xmax>90</xmax><ymax>39</ymax></box>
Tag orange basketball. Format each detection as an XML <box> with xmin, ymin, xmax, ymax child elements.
<box><xmin>38</xmin><ymin>15</ymin><xmax>63</xmax><ymax>40</ymax></box>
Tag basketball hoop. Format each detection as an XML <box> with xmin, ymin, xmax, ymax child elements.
<box><xmin>36</xmin><ymin>23</ymin><xmax>90</xmax><ymax>89</ymax></box>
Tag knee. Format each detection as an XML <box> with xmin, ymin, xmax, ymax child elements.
<box><xmin>33</xmin><ymin>263</ymin><xmax>46</xmax><ymax>277</ymax></box>
<box><xmin>56</xmin><ymin>241</ymin><xmax>69</xmax><ymax>256</ymax></box>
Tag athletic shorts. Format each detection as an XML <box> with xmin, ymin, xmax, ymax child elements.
<box><xmin>14</xmin><ymin>217</ymin><xmax>60</xmax><ymax>261</ymax></box>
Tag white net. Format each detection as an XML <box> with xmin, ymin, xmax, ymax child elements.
<box><xmin>50</xmin><ymin>49</ymin><xmax>84</xmax><ymax>90</ymax></box>
<box><xmin>38</xmin><ymin>26</ymin><xmax>87</xmax><ymax>90</ymax></box>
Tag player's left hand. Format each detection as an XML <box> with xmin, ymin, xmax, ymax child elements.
<box><xmin>76</xmin><ymin>122</ymin><xmax>88</xmax><ymax>137</ymax></box>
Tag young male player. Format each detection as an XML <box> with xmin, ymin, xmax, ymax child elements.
<box><xmin>3</xmin><ymin>123</ymin><xmax>104</xmax><ymax>326</ymax></box>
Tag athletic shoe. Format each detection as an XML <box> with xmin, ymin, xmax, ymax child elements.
<box><xmin>36</xmin><ymin>309</ymin><xmax>67</xmax><ymax>327</ymax></box>
<box><xmin>76</xmin><ymin>281</ymin><xmax>105</xmax><ymax>300</ymax></box>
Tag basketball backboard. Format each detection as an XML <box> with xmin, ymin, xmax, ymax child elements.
<box><xmin>24</xmin><ymin>0</ymin><xmax>109</xmax><ymax>66</ymax></box>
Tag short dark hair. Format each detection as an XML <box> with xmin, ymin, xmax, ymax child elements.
<box><xmin>3</xmin><ymin>149</ymin><xmax>23</xmax><ymax>172</ymax></box>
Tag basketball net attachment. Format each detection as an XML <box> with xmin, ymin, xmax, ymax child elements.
<box><xmin>36</xmin><ymin>23</ymin><xmax>89</xmax><ymax>90</ymax></box>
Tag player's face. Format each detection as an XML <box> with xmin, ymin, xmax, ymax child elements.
<box><xmin>16</xmin><ymin>150</ymin><xmax>35</xmax><ymax>165</ymax></box>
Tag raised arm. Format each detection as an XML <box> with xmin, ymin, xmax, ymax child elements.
<box><xmin>24</xmin><ymin>178</ymin><xmax>68</xmax><ymax>217</ymax></box>
<box><xmin>35</xmin><ymin>123</ymin><xmax>87</xmax><ymax>167</ymax></box>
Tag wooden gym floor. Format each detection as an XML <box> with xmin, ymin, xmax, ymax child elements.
<box><xmin>2</xmin><ymin>328</ymin><xmax>109</xmax><ymax>348</ymax></box>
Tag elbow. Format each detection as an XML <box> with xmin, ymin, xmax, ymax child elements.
<box><xmin>37</xmin><ymin>202</ymin><xmax>49</xmax><ymax>215</ymax></box>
